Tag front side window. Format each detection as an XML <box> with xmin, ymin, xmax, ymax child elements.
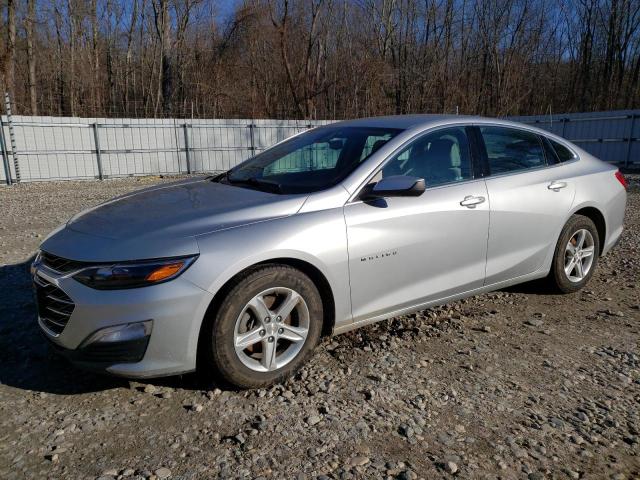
<box><xmin>480</xmin><ymin>126</ymin><xmax>546</xmax><ymax>174</ymax></box>
<box><xmin>221</xmin><ymin>126</ymin><xmax>402</xmax><ymax>194</ymax></box>
<box><xmin>359</xmin><ymin>133</ymin><xmax>396</xmax><ymax>160</ymax></box>
<box><xmin>380</xmin><ymin>127</ymin><xmax>473</xmax><ymax>187</ymax></box>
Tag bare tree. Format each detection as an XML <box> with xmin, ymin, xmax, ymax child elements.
<box><xmin>124</xmin><ymin>0</ymin><xmax>139</xmax><ymax>115</ymax></box>
<box><xmin>68</xmin><ymin>0</ymin><xmax>78</xmax><ymax>115</ymax></box>
<box><xmin>25</xmin><ymin>0</ymin><xmax>37</xmax><ymax>114</ymax></box>
<box><xmin>5</xmin><ymin>0</ymin><xmax>16</xmax><ymax>109</ymax></box>
<box><xmin>2</xmin><ymin>0</ymin><xmax>639</xmax><ymax>118</ymax></box>
<box><xmin>53</xmin><ymin>2</ymin><xmax>65</xmax><ymax>115</ymax></box>
<box><xmin>152</xmin><ymin>0</ymin><xmax>172</xmax><ymax>114</ymax></box>
<box><xmin>91</xmin><ymin>0</ymin><xmax>100</xmax><ymax>112</ymax></box>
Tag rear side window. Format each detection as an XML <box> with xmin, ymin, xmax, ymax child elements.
<box><xmin>549</xmin><ymin>139</ymin><xmax>576</xmax><ymax>162</ymax></box>
<box><xmin>480</xmin><ymin>126</ymin><xmax>546</xmax><ymax>174</ymax></box>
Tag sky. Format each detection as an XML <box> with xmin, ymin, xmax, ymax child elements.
<box><xmin>15</xmin><ymin>0</ymin><xmax>245</xmax><ymax>28</ymax></box>
<box><xmin>11</xmin><ymin>0</ymin><xmax>247</xmax><ymax>41</ymax></box>
<box><xmin>216</xmin><ymin>0</ymin><xmax>243</xmax><ymax>21</ymax></box>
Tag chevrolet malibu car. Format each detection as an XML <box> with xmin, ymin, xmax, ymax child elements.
<box><xmin>32</xmin><ymin>115</ymin><xmax>627</xmax><ymax>388</ymax></box>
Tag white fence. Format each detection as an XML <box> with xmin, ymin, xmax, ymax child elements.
<box><xmin>0</xmin><ymin>116</ymin><xmax>333</xmax><ymax>184</ymax></box>
<box><xmin>1</xmin><ymin>110</ymin><xmax>638</xmax><ymax>184</ymax></box>
<box><xmin>509</xmin><ymin>110</ymin><xmax>639</xmax><ymax>167</ymax></box>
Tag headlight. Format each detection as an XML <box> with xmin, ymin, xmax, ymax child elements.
<box><xmin>73</xmin><ymin>255</ymin><xmax>198</xmax><ymax>290</ymax></box>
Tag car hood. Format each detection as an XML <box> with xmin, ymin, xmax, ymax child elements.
<box><xmin>41</xmin><ymin>177</ymin><xmax>307</xmax><ymax>261</ymax></box>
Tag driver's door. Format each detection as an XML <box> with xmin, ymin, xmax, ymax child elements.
<box><xmin>344</xmin><ymin>126</ymin><xmax>490</xmax><ymax>322</ymax></box>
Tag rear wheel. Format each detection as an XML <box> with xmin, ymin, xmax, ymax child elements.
<box><xmin>204</xmin><ymin>265</ymin><xmax>323</xmax><ymax>389</ymax></box>
<box><xmin>548</xmin><ymin>214</ymin><xmax>600</xmax><ymax>293</ymax></box>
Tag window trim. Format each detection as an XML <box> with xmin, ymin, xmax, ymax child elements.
<box><xmin>347</xmin><ymin>124</ymin><xmax>480</xmax><ymax>203</ymax></box>
<box><xmin>471</xmin><ymin>123</ymin><xmax>580</xmax><ymax>179</ymax></box>
<box><xmin>541</xmin><ymin>136</ymin><xmax>561</xmax><ymax>165</ymax></box>
<box><xmin>547</xmin><ymin>136</ymin><xmax>579</xmax><ymax>163</ymax></box>
<box><xmin>475</xmin><ymin>124</ymin><xmax>549</xmax><ymax>176</ymax></box>
<box><xmin>468</xmin><ymin>127</ymin><xmax>490</xmax><ymax>178</ymax></box>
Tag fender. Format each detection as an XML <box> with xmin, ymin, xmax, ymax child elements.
<box><xmin>184</xmin><ymin>208</ymin><xmax>353</xmax><ymax>334</ymax></box>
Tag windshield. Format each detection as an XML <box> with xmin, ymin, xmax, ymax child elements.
<box><xmin>218</xmin><ymin>126</ymin><xmax>403</xmax><ymax>194</ymax></box>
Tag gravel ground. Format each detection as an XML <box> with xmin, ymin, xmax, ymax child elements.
<box><xmin>0</xmin><ymin>175</ymin><xmax>638</xmax><ymax>480</ymax></box>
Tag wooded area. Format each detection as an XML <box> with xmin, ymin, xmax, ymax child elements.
<box><xmin>1</xmin><ymin>0</ymin><xmax>639</xmax><ymax>120</ymax></box>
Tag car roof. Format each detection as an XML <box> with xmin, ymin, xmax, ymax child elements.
<box><xmin>332</xmin><ymin>114</ymin><xmax>464</xmax><ymax>129</ymax></box>
<box><xmin>328</xmin><ymin>114</ymin><xmax>552</xmax><ymax>136</ymax></box>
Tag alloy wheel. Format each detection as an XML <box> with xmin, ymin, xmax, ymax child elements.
<box><xmin>233</xmin><ymin>287</ymin><xmax>310</xmax><ymax>372</ymax></box>
<box><xmin>564</xmin><ymin>229</ymin><xmax>595</xmax><ymax>283</ymax></box>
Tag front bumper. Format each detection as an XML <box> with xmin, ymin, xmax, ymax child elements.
<box><xmin>43</xmin><ymin>330</ymin><xmax>151</xmax><ymax>373</ymax></box>
<box><xmin>33</xmin><ymin>264</ymin><xmax>214</xmax><ymax>378</ymax></box>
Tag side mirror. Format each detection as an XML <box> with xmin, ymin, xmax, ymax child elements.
<box><xmin>361</xmin><ymin>175</ymin><xmax>426</xmax><ymax>200</ymax></box>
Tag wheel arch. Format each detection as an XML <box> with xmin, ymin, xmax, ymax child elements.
<box><xmin>259</xmin><ymin>258</ymin><xmax>336</xmax><ymax>337</ymax></box>
<box><xmin>571</xmin><ymin>205</ymin><xmax>606</xmax><ymax>255</ymax></box>
<box><xmin>196</xmin><ymin>257</ymin><xmax>337</xmax><ymax>370</ymax></box>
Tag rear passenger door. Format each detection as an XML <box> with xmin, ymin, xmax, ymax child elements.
<box><xmin>475</xmin><ymin>126</ymin><xmax>575</xmax><ymax>285</ymax></box>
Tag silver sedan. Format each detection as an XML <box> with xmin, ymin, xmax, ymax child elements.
<box><xmin>32</xmin><ymin>115</ymin><xmax>628</xmax><ymax>388</ymax></box>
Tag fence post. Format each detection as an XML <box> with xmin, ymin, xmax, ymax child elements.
<box><xmin>625</xmin><ymin>114</ymin><xmax>636</xmax><ymax>168</ymax></box>
<box><xmin>248</xmin><ymin>123</ymin><xmax>256</xmax><ymax>155</ymax></box>
<box><xmin>183</xmin><ymin>123</ymin><xmax>192</xmax><ymax>174</ymax></box>
<box><xmin>0</xmin><ymin>116</ymin><xmax>11</xmax><ymax>185</ymax></box>
<box><xmin>92</xmin><ymin>122</ymin><xmax>104</xmax><ymax>180</ymax></box>
<box><xmin>4</xmin><ymin>93</ymin><xmax>20</xmax><ymax>182</ymax></box>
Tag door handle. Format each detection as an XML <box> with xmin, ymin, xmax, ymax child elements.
<box><xmin>460</xmin><ymin>195</ymin><xmax>486</xmax><ymax>208</ymax></box>
<box><xmin>548</xmin><ymin>181</ymin><xmax>567</xmax><ymax>191</ymax></box>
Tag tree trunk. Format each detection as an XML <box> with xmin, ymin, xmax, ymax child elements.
<box><xmin>270</xmin><ymin>0</ymin><xmax>305</xmax><ymax>118</ymax></box>
<box><xmin>68</xmin><ymin>0</ymin><xmax>77</xmax><ymax>116</ymax></box>
<box><xmin>153</xmin><ymin>0</ymin><xmax>173</xmax><ymax>115</ymax></box>
<box><xmin>54</xmin><ymin>4</ymin><xmax>65</xmax><ymax>115</ymax></box>
<box><xmin>5</xmin><ymin>0</ymin><xmax>16</xmax><ymax>110</ymax></box>
<box><xmin>125</xmin><ymin>0</ymin><xmax>139</xmax><ymax>115</ymax></box>
<box><xmin>91</xmin><ymin>0</ymin><xmax>101</xmax><ymax>113</ymax></box>
<box><xmin>26</xmin><ymin>0</ymin><xmax>37</xmax><ymax>115</ymax></box>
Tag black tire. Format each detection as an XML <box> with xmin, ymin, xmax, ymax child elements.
<box><xmin>203</xmin><ymin>264</ymin><xmax>323</xmax><ymax>389</ymax></box>
<box><xmin>548</xmin><ymin>214</ymin><xmax>600</xmax><ymax>293</ymax></box>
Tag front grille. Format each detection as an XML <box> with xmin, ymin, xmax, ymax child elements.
<box><xmin>34</xmin><ymin>275</ymin><xmax>75</xmax><ymax>335</ymax></box>
<box><xmin>40</xmin><ymin>251</ymin><xmax>90</xmax><ymax>274</ymax></box>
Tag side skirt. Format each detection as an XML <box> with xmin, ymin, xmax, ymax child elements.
<box><xmin>332</xmin><ymin>268</ymin><xmax>549</xmax><ymax>335</ymax></box>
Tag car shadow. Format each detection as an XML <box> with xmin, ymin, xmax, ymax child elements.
<box><xmin>1</xmin><ymin>254</ymin><xmax>559</xmax><ymax>395</ymax></box>
<box><xmin>0</xmin><ymin>256</ymin><xmax>222</xmax><ymax>395</ymax></box>
<box><xmin>499</xmin><ymin>277</ymin><xmax>562</xmax><ymax>295</ymax></box>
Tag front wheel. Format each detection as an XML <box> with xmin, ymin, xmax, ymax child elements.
<box><xmin>203</xmin><ymin>265</ymin><xmax>323</xmax><ymax>389</ymax></box>
<box><xmin>548</xmin><ymin>214</ymin><xmax>600</xmax><ymax>293</ymax></box>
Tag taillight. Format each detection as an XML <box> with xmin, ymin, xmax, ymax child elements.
<box><xmin>615</xmin><ymin>171</ymin><xmax>628</xmax><ymax>189</ymax></box>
